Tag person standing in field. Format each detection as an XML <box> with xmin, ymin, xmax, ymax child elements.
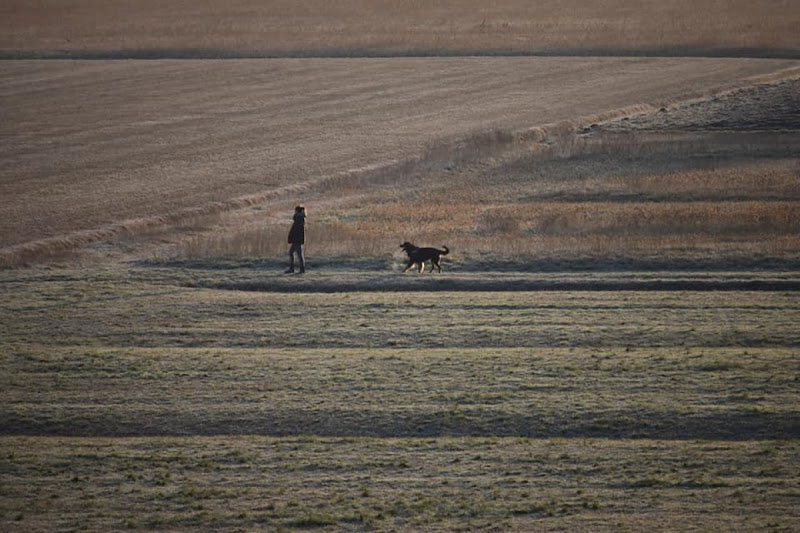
<box><xmin>286</xmin><ymin>205</ymin><xmax>306</xmax><ymax>274</ymax></box>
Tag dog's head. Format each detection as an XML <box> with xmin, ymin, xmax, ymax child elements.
<box><xmin>400</xmin><ymin>241</ymin><xmax>416</xmax><ymax>253</ymax></box>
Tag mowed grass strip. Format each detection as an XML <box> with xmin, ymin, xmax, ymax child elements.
<box><xmin>2</xmin><ymin>345</ymin><xmax>797</xmax><ymax>439</ymax></box>
<box><xmin>2</xmin><ymin>268</ymin><xmax>799</xmax><ymax>349</ymax></box>
<box><xmin>1</xmin><ymin>435</ymin><xmax>797</xmax><ymax>532</ymax></box>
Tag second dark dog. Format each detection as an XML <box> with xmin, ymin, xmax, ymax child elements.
<box><xmin>400</xmin><ymin>242</ymin><xmax>450</xmax><ymax>273</ymax></box>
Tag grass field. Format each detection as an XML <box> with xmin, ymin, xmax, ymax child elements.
<box><xmin>1</xmin><ymin>266</ymin><xmax>799</xmax><ymax>531</ymax></box>
<box><xmin>2</xmin><ymin>436</ymin><xmax>797</xmax><ymax>531</ymax></box>
<box><xmin>2</xmin><ymin>1</ymin><xmax>799</xmax><ymax>531</ymax></box>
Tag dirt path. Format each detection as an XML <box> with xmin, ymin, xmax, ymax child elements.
<box><xmin>2</xmin><ymin>57</ymin><xmax>798</xmax><ymax>257</ymax></box>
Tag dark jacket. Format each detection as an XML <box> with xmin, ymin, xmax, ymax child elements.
<box><xmin>288</xmin><ymin>211</ymin><xmax>306</xmax><ymax>245</ymax></box>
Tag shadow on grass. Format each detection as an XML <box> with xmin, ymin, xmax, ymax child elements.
<box><xmin>2</xmin><ymin>46</ymin><xmax>800</xmax><ymax>60</ymax></box>
<box><xmin>3</xmin><ymin>407</ymin><xmax>797</xmax><ymax>441</ymax></box>
<box><xmin>134</xmin><ymin>255</ymin><xmax>800</xmax><ymax>292</ymax></box>
<box><xmin>198</xmin><ymin>277</ymin><xmax>800</xmax><ymax>293</ymax></box>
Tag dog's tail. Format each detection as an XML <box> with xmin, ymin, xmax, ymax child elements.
<box><xmin>441</xmin><ymin>246</ymin><xmax>450</xmax><ymax>255</ymax></box>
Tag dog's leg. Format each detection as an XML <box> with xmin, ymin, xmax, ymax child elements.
<box><xmin>419</xmin><ymin>262</ymin><xmax>425</xmax><ymax>273</ymax></box>
<box><xmin>403</xmin><ymin>259</ymin><xmax>414</xmax><ymax>273</ymax></box>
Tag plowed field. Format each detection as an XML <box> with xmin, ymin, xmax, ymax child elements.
<box><xmin>2</xmin><ymin>57</ymin><xmax>798</xmax><ymax>256</ymax></box>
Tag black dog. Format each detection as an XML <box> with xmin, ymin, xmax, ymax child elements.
<box><xmin>400</xmin><ymin>242</ymin><xmax>450</xmax><ymax>273</ymax></box>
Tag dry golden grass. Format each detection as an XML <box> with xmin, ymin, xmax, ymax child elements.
<box><xmin>2</xmin><ymin>0</ymin><xmax>799</xmax><ymax>58</ymax></box>
<box><xmin>167</xmin><ymin>129</ymin><xmax>800</xmax><ymax>269</ymax></box>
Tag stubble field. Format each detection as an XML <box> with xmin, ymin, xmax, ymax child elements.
<box><xmin>3</xmin><ymin>56</ymin><xmax>798</xmax><ymax>266</ymax></box>
<box><xmin>2</xmin><ymin>1</ymin><xmax>800</xmax><ymax>531</ymax></box>
<box><xmin>2</xmin><ymin>0</ymin><xmax>799</xmax><ymax>59</ymax></box>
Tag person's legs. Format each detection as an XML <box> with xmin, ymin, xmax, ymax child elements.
<box><xmin>296</xmin><ymin>244</ymin><xmax>305</xmax><ymax>273</ymax></box>
<box><xmin>286</xmin><ymin>244</ymin><xmax>297</xmax><ymax>273</ymax></box>
<box><xmin>287</xmin><ymin>243</ymin><xmax>305</xmax><ymax>273</ymax></box>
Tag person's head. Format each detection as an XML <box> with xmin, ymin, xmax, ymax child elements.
<box><xmin>295</xmin><ymin>205</ymin><xmax>306</xmax><ymax>214</ymax></box>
